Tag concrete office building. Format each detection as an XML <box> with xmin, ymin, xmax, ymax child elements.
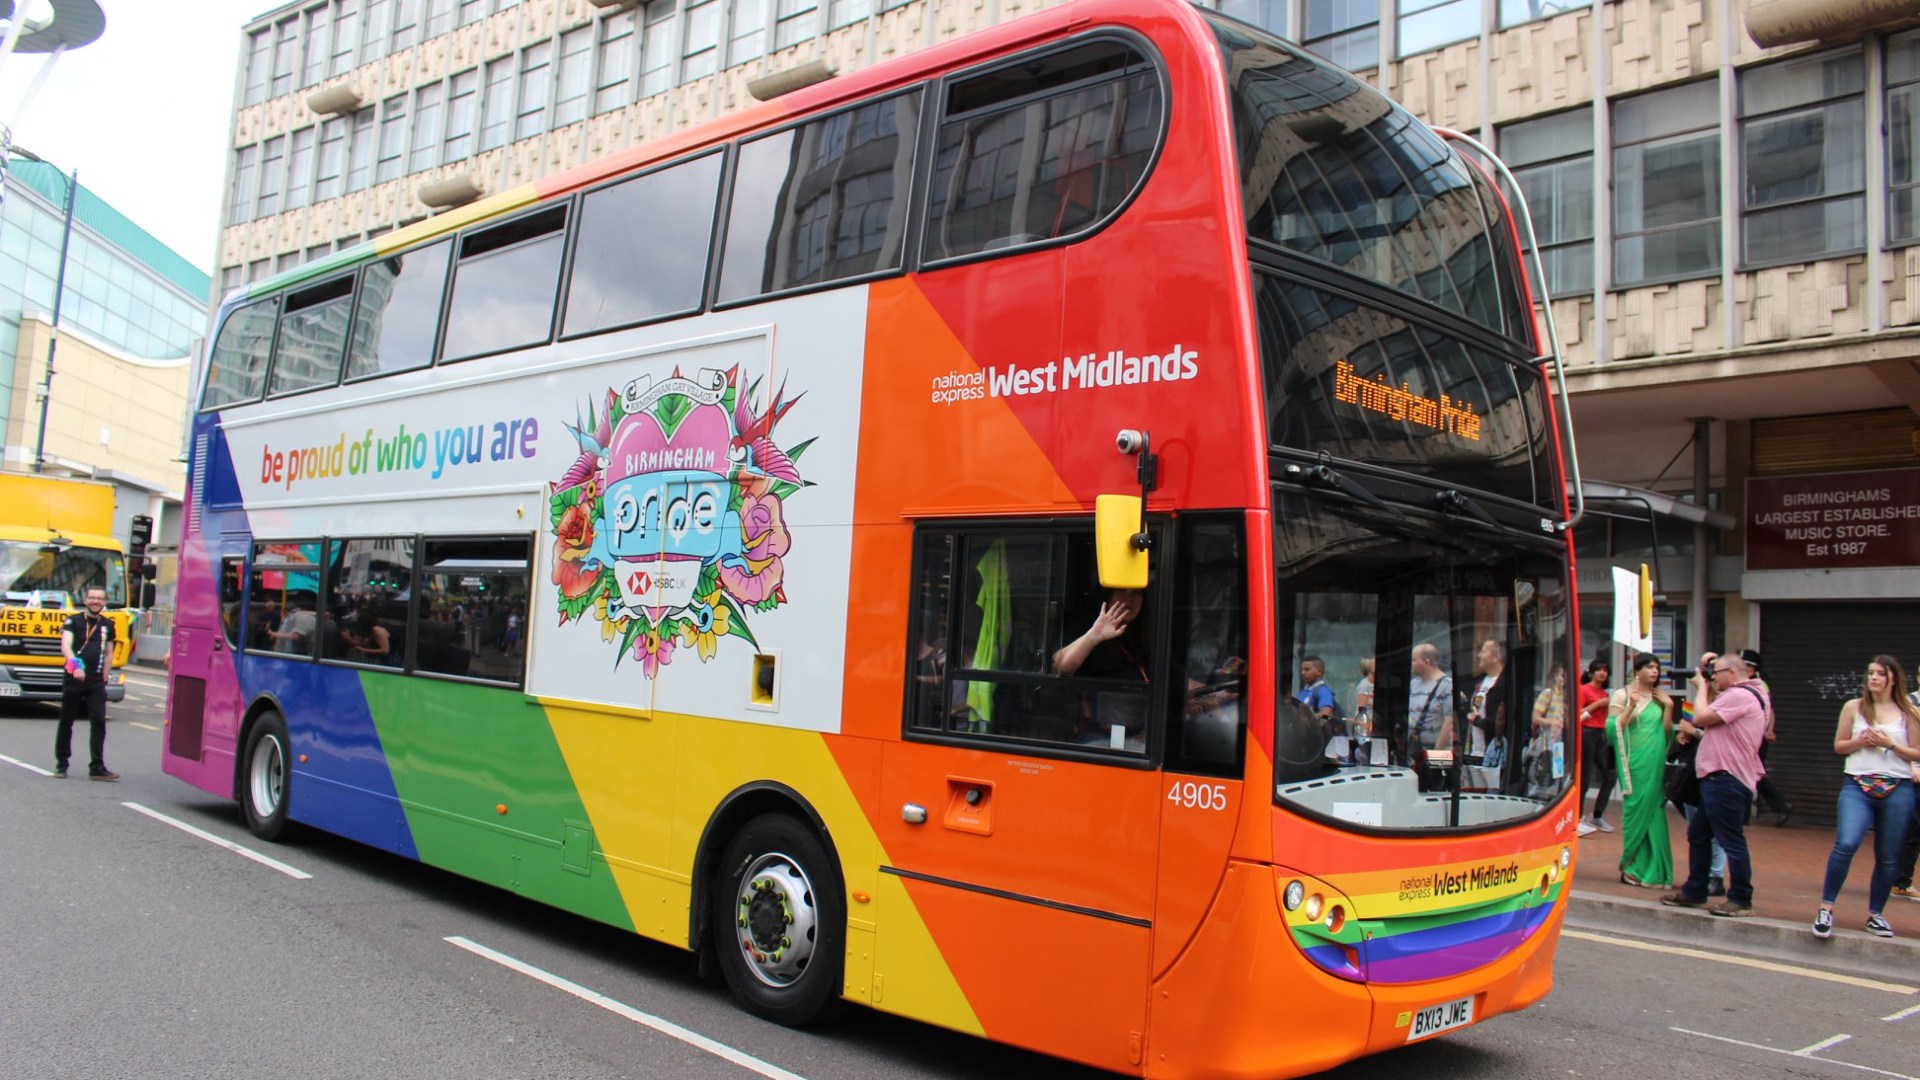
<box><xmin>213</xmin><ymin>0</ymin><xmax>1920</xmax><ymax>813</ymax></box>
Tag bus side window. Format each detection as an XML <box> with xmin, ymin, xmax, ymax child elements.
<box><xmin>345</xmin><ymin>239</ymin><xmax>451</xmax><ymax>381</ymax></box>
<box><xmin>923</xmin><ymin>40</ymin><xmax>1164</xmax><ymax>263</ymax></box>
<box><xmin>1166</xmin><ymin>516</ymin><xmax>1247</xmax><ymax>777</ymax></box>
<box><xmin>202</xmin><ymin>297</ymin><xmax>280</xmax><ymax>410</ymax></box>
<box><xmin>564</xmin><ymin>151</ymin><xmax>723</xmax><ymax>336</ymax></box>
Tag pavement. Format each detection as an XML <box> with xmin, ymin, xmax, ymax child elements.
<box><xmin>1568</xmin><ymin>797</ymin><xmax>1920</xmax><ymax>982</ymax></box>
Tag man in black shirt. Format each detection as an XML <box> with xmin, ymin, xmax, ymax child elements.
<box><xmin>55</xmin><ymin>587</ymin><xmax>118</xmax><ymax>781</ymax></box>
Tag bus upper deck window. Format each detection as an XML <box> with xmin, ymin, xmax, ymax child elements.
<box><xmin>268</xmin><ymin>275</ymin><xmax>355</xmax><ymax>397</ymax></box>
<box><xmin>201</xmin><ymin>297</ymin><xmax>280</xmax><ymax>410</ymax></box>
<box><xmin>442</xmin><ymin>205</ymin><xmax>568</xmax><ymax>362</ymax></box>
<box><xmin>922</xmin><ymin>40</ymin><xmax>1163</xmax><ymax>263</ymax></box>
<box><xmin>346</xmin><ymin>239</ymin><xmax>451</xmax><ymax>381</ymax></box>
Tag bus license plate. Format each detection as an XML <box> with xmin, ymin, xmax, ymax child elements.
<box><xmin>1407</xmin><ymin>996</ymin><xmax>1474</xmax><ymax>1041</ymax></box>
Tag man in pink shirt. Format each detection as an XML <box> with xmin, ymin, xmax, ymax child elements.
<box><xmin>1662</xmin><ymin>653</ymin><xmax>1771</xmax><ymax>916</ymax></box>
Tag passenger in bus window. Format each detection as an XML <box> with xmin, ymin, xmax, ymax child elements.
<box><xmin>1054</xmin><ymin>588</ymin><xmax>1149</xmax><ymax>749</ymax></box>
<box><xmin>266</xmin><ymin>592</ymin><xmax>316</xmax><ymax>655</ymax></box>
<box><xmin>1468</xmin><ymin>639</ymin><xmax>1511</xmax><ymax>759</ymax></box>
<box><xmin>1295</xmin><ymin>656</ymin><xmax>1340</xmax><ymax>738</ymax></box>
<box><xmin>1408</xmin><ymin>643</ymin><xmax>1456</xmax><ymax>755</ymax></box>
<box><xmin>340</xmin><ymin>609</ymin><xmax>392</xmax><ymax>665</ymax></box>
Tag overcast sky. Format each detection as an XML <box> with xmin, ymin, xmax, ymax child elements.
<box><xmin>0</xmin><ymin>1</ymin><xmax>268</xmax><ymax>275</ymax></box>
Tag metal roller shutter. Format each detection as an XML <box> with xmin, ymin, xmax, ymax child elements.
<box><xmin>1759</xmin><ymin>602</ymin><xmax>1920</xmax><ymax>823</ymax></box>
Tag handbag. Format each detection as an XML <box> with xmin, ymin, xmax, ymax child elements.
<box><xmin>1665</xmin><ymin>736</ymin><xmax>1700</xmax><ymax>808</ymax></box>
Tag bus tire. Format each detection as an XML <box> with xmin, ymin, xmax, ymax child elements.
<box><xmin>242</xmin><ymin>711</ymin><xmax>292</xmax><ymax>841</ymax></box>
<box><xmin>710</xmin><ymin>813</ymin><xmax>844</xmax><ymax>1026</ymax></box>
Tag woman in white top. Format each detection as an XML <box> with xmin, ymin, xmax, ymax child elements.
<box><xmin>1814</xmin><ymin>653</ymin><xmax>1920</xmax><ymax>940</ymax></box>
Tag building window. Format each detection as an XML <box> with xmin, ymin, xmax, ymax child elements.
<box><xmin>271</xmin><ymin>16</ymin><xmax>300</xmax><ymax>98</ymax></box>
<box><xmin>315</xmin><ymin>117</ymin><xmax>347</xmax><ymax>200</ymax></box>
<box><xmin>302</xmin><ymin>3</ymin><xmax>332</xmax><ymax>88</ymax></box>
<box><xmin>391</xmin><ymin>0</ymin><xmax>421</xmax><ymax>50</ymax></box>
<box><xmin>425</xmin><ymin>0</ymin><xmax>453</xmax><ymax>37</ymax></box>
<box><xmin>411</xmin><ymin>82</ymin><xmax>445</xmax><ymax>173</ymax></box>
<box><xmin>516</xmin><ymin>41</ymin><xmax>552</xmax><ymax>140</ymax></box>
<box><xmin>331</xmin><ymin>0</ymin><xmax>360</xmax><ymax>76</ymax></box>
<box><xmin>377</xmin><ymin>94</ymin><xmax>408</xmax><ymax>183</ymax></box>
<box><xmin>458</xmin><ymin>0</ymin><xmax>485</xmax><ymax>26</ymax></box>
<box><xmin>481</xmin><ymin>56</ymin><xmax>515</xmax><ymax>150</ymax></box>
<box><xmin>730</xmin><ymin>0</ymin><xmax>769</xmax><ymax>66</ymax></box>
<box><xmin>347</xmin><ymin>107</ymin><xmax>376</xmax><ymax>191</ymax></box>
<box><xmin>554</xmin><ymin>26</ymin><xmax>592</xmax><ymax>128</ymax></box>
<box><xmin>1612</xmin><ymin>79</ymin><xmax>1720</xmax><ymax>287</ymax></box>
<box><xmin>771</xmin><ymin>0</ymin><xmax>817</xmax><ymax>49</ymax></box>
<box><xmin>682</xmin><ymin>0</ymin><xmax>720</xmax><ymax>82</ymax></box>
<box><xmin>286</xmin><ymin>127</ymin><xmax>318</xmax><ymax>211</ymax></box>
<box><xmin>594</xmin><ymin>10</ymin><xmax>637</xmax><ymax>115</ymax></box>
<box><xmin>244</xmin><ymin>27</ymin><xmax>272</xmax><ymax>106</ymax></box>
<box><xmin>1217</xmin><ymin>0</ymin><xmax>1288</xmax><ymax>36</ymax></box>
<box><xmin>362</xmin><ymin>0</ymin><xmax>391</xmax><ymax>62</ymax></box>
<box><xmin>1502</xmin><ymin>106</ymin><xmax>1593</xmax><ymax>296</ymax></box>
<box><xmin>1891</xmin><ymin>31</ymin><xmax>1920</xmax><ymax>246</ymax></box>
<box><xmin>1398</xmin><ymin>0</ymin><xmax>1477</xmax><ymax>56</ymax></box>
<box><xmin>221</xmin><ymin>265</ymin><xmax>245</xmax><ymax>294</ymax></box>
<box><xmin>640</xmin><ymin>0</ymin><xmax>675</xmax><ymax>97</ymax></box>
<box><xmin>833</xmin><ymin>0</ymin><xmax>879</xmax><ymax>29</ymax></box>
<box><xmin>257</xmin><ymin>136</ymin><xmax>287</xmax><ymax>217</ymax></box>
<box><xmin>229</xmin><ymin>145</ymin><xmax>259</xmax><ymax>225</ymax></box>
<box><xmin>1498</xmin><ymin>0</ymin><xmax>1586</xmax><ymax>28</ymax></box>
<box><xmin>1739</xmin><ymin>48</ymin><xmax>1865</xmax><ymax>267</ymax></box>
<box><xmin>444</xmin><ymin>69</ymin><xmax>479</xmax><ymax>161</ymax></box>
<box><xmin>1303</xmin><ymin>0</ymin><xmax>1378</xmax><ymax>70</ymax></box>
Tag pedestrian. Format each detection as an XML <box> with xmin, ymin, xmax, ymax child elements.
<box><xmin>1661</xmin><ymin>650</ymin><xmax>1770</xmax><ymax>917</ymax></box>
<box><xmin>1576</xmin><ymin>657</ymin><xmax>1614</xmax><ymax>836</ymax></box>
<box><xmin>1740</xmin><ymin>649</ymin><xmax>1794</xmax><ymax>826</ymax></box>
<box><xmin>1811</xmin><ymin>654</ymin><xmax>1920</xmax><ymax>940</ymax></box>
<box><xmin>1608</xmin><ymin>652</ymin><xmax>1673</xmax><ymax>888</ymax></box>
<box><xmin>54</xmin><ymin>586</ymin><xmax>119</xmax><ymax>781</ymax></box>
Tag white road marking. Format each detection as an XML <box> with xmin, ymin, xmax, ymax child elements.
<box><xmin>121</xmin><ymin>802</ymin><xmax>312</xmax><ymax>880</ymax></box>
<box><xmin>0</xmin><ymin>753</ymin><xmax>55</xmax><ymax>776</ymax></box>
<box><xmin>1562</xmin><ymin>928</ymin><xmax>1917</xmax><ymax>994</ymax></box>
<box><xmin>128</xmin><ymin>721</ymin><xmax>160</xmax><ymax>731</ymax></box>
<box><xmin>1672</xmin><ymin>1028</ymin><xmax>1917</xmax><ymax>1079</ymax></box>
<box><xmin>445</xmin><ymin>935</ymin><xmax>811</xmax><ymax>1080</ymax></box>
<box><xmin>1885</xmin><ymin>1002</ymin><xmax>1920</xmax><ymax>1022</ymax></box>
<box><xmin>1797</xmin><ymin>1034</ymin><xmax>1853</xmax><ymax>1054</ymax></box>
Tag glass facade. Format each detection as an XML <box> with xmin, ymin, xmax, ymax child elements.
<box><xmin>0</xmin><ymin>161</ymin><xmax>209</xmax><ymax>416</ymax></box>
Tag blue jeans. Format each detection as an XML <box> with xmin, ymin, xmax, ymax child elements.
<box><xmin>1683</xmin><ymin>773</ymin><xmax>1753</xmax><ymax>905</ymax></box>
<box><xmin>1681</xmin><ymin>804</ymin><xmax>1726</xmax><ymax>877</ymax></box>
<box><xmin>1822</xmin><ymin>778</ymin><xmax>1917</xmax><ymax>913</ymax></box>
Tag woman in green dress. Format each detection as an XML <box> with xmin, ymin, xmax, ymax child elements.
<box><xmin>1606</xmin><ymin>652</ymin><xmax>1674</xmax><ymax>888</ymax></box>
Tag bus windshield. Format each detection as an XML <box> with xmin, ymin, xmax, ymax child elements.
<box><xmin>1271</xmin><ymin>485</ymin><xmax>1574</xmax><ymax>830</ymax></box>
<box><xmin>0</xmin><ymin>540</ymin><xmax>127</xmax><ymax>608</ymax></box>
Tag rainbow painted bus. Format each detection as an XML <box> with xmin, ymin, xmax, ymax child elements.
<box><xmin>164</xmin><ymin>0</ymin><xmax>1584</xmax><ymax>1073</ymax></box>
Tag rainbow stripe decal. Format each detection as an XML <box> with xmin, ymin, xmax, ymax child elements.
<box><xmin>1283</xmin><ymin>843</ymin><xmax>1567</xmax><ymax>985</ymax></box>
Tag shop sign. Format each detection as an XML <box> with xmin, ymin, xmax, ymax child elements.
<box><xmin>1746</xmin><ymin>468</ymin><xmax>1920</xmax><ymax>570</ymax></box>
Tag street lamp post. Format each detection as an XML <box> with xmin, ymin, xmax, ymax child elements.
<box><xmin>27</xmin><ymin>156</ymin><xmax>77</xmax><ymax>473</ymax></box>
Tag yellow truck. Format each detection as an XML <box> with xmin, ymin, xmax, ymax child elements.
<box><xmin>0</xmin><ymin>473</ymin><xmax>135</xmax><ymax>703</ymax></box>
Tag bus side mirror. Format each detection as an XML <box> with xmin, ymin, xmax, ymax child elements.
<box><xmin>1095</xmin><ymin>494</ymin><xmax>1149</xmax><ymax>590</ymax></box>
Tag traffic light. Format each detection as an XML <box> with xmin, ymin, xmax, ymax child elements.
<box><xmin>129</xmin><ymin>514</ymin><xmax>152</xmax><ymax>556</ymax></box>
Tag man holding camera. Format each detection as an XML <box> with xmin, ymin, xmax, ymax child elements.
<box><xmin>1662</xmin><ymin>652</ymin><xmax>1771</xmax><ymax>917</ymax></box>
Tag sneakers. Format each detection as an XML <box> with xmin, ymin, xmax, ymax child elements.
<box><xmin>88</xmin><ymin>769</ymin><xmax>119</xmax><ymax>782</ymax></box>
<box><xmin>1866</xmin><ymin>914</ymin><xmax>1895</xmax><ymax>938</ymax></box>
<box><xmin>1661</xmin><ymin>891</ymin><xmax>1708</xmax><ymax>908</ymax></box>
<box><xmin>1891</xmin><ymin>885</ymin><xmax>1920</xmax><ymax>900</ymax></box>
<box><xmin>1595</xmin><ymin>817</ymin><xmax>1615</xmax><ymax>834</ymax></box>
<box><xmin>51</xmin><ymin>767</ymin><xmax>66</xmax><ymax>779</ymax></box>
<box><xmin>1813</xmin><ymin>909</ymin><xmax>1834</xmax><ymax>939</ymax></box>
<box><xmin>1708</xmin><ymin>901</ymin><xmax>1754</xmax><ymax>918</ymax></box>
<box><xmin>1576</xmin><ymin>818</ymin><xmax>1598</xmax><ymax>837</ymax></box>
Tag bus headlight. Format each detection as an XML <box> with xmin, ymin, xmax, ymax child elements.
<box><xmin>1303</xmin><ymin>893</ymin><xmax>1323</xmax><ymax>922</ymax></box>
<box><xmin>1560</xmin><ymin>846</ymin><xmax>1571</xmax><ymax>869</ymax></box>
<box><xmin>1283</xmin><ymin>880</ymin><xmax>1305</xmax><ymax>911</ymax></box>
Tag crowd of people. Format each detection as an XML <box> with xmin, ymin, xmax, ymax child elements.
<box><xmin>1569</xmin><ymin>647</ymin><xmax>1920</xmax><ymax>939</ymax></box>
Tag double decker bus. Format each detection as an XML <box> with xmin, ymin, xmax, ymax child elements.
<box><xmin>165</xmin><ymin>0</ymin><xmax>1583</xmax><ymax>1073</ymax></box>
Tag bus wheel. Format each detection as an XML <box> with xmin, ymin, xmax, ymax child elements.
<box><xmin>711</xmin><ymin>814</ymin><xmax>844</xmax><ymax>1026</ymax></box>
<box><xmin>242</xmin><ymin>712</ymin><xmax>292</xmax><ymax>841</ymax></box>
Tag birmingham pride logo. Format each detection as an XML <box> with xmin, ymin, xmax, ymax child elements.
<box><xmin>548</xmin><ymin>366</ymin><xmax>810</xmax><ymax>678</ymax></box>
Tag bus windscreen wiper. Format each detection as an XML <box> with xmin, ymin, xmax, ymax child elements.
<box><xmin>1282</xmin><ymin>461</ymin><xmax>1405</xmax><ymax>519</ymax></box>
<box><xmin>1434</xmin><ymin>488</ymin><xmax>1500</xmax><ymax>530</ymax></box>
